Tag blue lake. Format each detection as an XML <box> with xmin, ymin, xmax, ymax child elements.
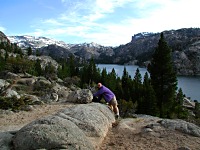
<box><xmin>97</xmin><ymin>64</ymin><xmax>200</xmax><ymax>102</ymax></box>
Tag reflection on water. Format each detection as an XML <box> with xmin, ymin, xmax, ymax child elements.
<box><xmin>97</xmin><ymin>64</ymin><xmax>200</xmax><ymax>102</ymax></box>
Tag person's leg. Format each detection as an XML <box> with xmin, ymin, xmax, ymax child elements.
<box><xmin>113</xmin><ymin>104</ymin><xmax>119</xmax><ymax>116</ymax></box>
<box><xmin>109</xmin><ymin>97</ymin><xmax>119</xmax><ymax>117</ymax></box>
<box><xmin>108</xmin><ymin>103</ymin><xmax>113</xmax><ymax>111</ymax></box>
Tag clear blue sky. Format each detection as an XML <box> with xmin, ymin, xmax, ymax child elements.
<box><xmin>1</xmin><ymin>0</ymin><xmax>200</xmax><ymax>46</ymax></box>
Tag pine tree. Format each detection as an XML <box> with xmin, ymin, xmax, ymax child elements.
<box><xmin>176</xmin><ymin>88</ymin><xmax>184</xmax><ymax>106</ymax></box>
<box><xmin>107</xmin><ymin>68</ymin><xmax>117</xmax><ymax>93</ymax></box>
<box><xmin>148</xmin><ymin>33</ymin><xmax>177</xmax><ymax>118</ymax></box>
<box><xmin>36</xmin><ymin>49</ymin><xmax>41</xmax><ymax>56</ymax></box>
<box><xmin>0</xmin><ymin>54</ymin><xmax>5</xmax><ymax>72</ymax></box>
<box><xmin>133</xmin><ymin>68</ymin><xmax>143</xmax><ymax>113</ymax></box>
<box><xmin>34</xmin><ymin>59</ymin><xmax>43</xmax><ymax>76</ymax></box>
<box><xmin>6</xmin><ymin>42</ymin><xmax>12</xmax><ymax>52</ymax></box>
<box><xmin>101</xmin><ymin>68</ymin><xmax>108</xmax><ymax>84</ymax></box>
<box><xmin>44</xmin><ymin>62</ymin><xmax>56</xmax><ymax>79</ymax></box>
<box><xmin>121</xmin><ymin>67</ymin><xmax>131</xmax><ymax>101</ymax></box>
<box><xmin>134</xmin><ymin>68</ymin><xmax>142</xmax><ymax>84</ymax></box>
<box><xmin>87</xmin><ymin>57</ymin><xmax>99</xmax><ymax>85</ymax></box>
<box><xmin>0</xmin><ymin>42</ymin><xmax>4</xmax><ymax>49</ymax></box>
<box><xmin>13</xmin><ymin>43</ymin><xmax>18</xmax><ymax>53</ymax></box>
<box><xmin>80</xmin><ymin>63</ymin><xmax>89</xmax><ymax>88</ymax></box>
<box><xmin>69</xmin><ymin>55</ymin><xmax>76</xmax><ymax>77</ymax></box>
<box><xmin>27</xmin><ymin>47</ymin><xmax>32</xmax><ymax>56</ymax></box>
<box><xmin>133</xmin><ymin>68</ymin><xmax>142</xmax><ymax>101</ymax></box>
<box><xmin>175</xmin><ymin>88</ymin><xmax>185</xmax><ymax>118</ymax></box>
<box><xmin>141</xmin><ymin>72</ymin><xmax>158</xmax><ymax>116</ymax></box>
<box><xmin>194</xmin><ymin>102</ymin><xmax>200</xmax><ymax>118</ymax></box>
<box><xmin>5</xmin><ymin>50</ymin><xmax>8</xmax><ymax>62</ymax></box>
<box><xmin>58</xmin><ymin>61</ymin><xmax>70</xmax><ymax>79</ymax></box>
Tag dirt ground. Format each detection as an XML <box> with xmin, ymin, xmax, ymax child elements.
<box><xmin>100</xmin><ymin>119</ymin><xmax>200</xmax><ymax>150</ymax></box>
<box><xmin>0</xmin><ymin>103</ymin><xmax>74</xmax><ymax>132</ymax></box>
<box><xmin>0</xmin><ymin>103</ymin><xmax>200</xmax><ymax>150</ymax></box>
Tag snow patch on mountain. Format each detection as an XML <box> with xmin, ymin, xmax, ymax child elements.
<box><xmin>7</xmin><ymin>36</ymin><xmax>105</xmax><ymax>50</ymax></box>
<box><xmin>8</xmin><ymin>36</ymin><xmax>73</xmax><ymax>49</ymax></box>
<box><xmin>7</xmin><ymin>35</ymin><xmax>114</xmax><ymax>61</ymax></box>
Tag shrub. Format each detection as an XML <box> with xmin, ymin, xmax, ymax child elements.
<box><xmin>0</xmin><ymin>96</ymin><xmax>33</xmax><ymax>111</ymax></box>
<box><xmin>119</xmin><ymin>99</ymin><xmax>135</xmax><ymax>118</ymax></box>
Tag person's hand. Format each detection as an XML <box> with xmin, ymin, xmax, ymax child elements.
<box><xmin>92</xmin><ymin>96</ymin><xmax>100</xmax><ymax>103</ymax></box>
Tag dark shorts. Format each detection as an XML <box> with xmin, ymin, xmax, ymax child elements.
<box><xmin>109</xmin><ymin>96</ymin><xmax>118</xmax><ymax>106</ymax></box>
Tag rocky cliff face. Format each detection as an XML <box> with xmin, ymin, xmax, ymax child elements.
<box><xmin>0</xmin><ymin>31</ymin><xmax>10</xmax><ymax>43</ymax></box>
<box><xmin>70</xmin><ymin>42</ymin><xmax>114</xmax><ymax>60</ymax></box>
<box><xmin>113</xmin><ymin>28</ymin><xmax>200</xmax><ymax>75</ymax></box>
<box><xmin>173</xmin><ymin>41</ymin><xmax>200</xmax><ymax>75</ymax></box>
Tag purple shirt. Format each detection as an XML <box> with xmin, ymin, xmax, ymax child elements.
<box><xmin>93</xmin><ymin>85</ymin><xmax>115</xmax><ymax>102</ymax></box>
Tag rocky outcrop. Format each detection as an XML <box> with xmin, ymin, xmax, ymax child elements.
<box><xmin>1</xmin><ymin>105</ymin><xmax>200</xmax><ymax>150</ymax></box>
<box><xmin>0</xmin><ymin>132</ymin><xmax>14</xmax><ymax>150</ymax></box>
<box><xmin>0</xmin><ymin>78</ymin><xmax>21</xmax><ymax>99</ymax></box>
<box><xmin>160</xmin><ymin>119</ymin><xmax>200</xmax><ymax>137</ymax></box>
<box><xmin>106</xmin><ymin>115</ymin><xmax>200</xmax><ymax>150</ymax></box>
<box><xmin>119</xmin><ymin>115</ymin><xmax>200</xmax><ymax>137</ymax></box>
<box><xmin>3</xmin><ymin>72</ymin><xmax>20</xmax><ymax>80</ymax></box>
<box><xmin>0</xmin><ymin>31</ymin><xmax>10</xmax><ymax>43</ymax></box>
<box><xmin>183</xmin><ymin>97</ymin><xmax>195</xmax><ymax>109</ymax></box>
<box><xmin>52</xmin><ymin>83</ymin><xmax>71</xmax><ymax>101</ymax></box>
<box><xmin>0</xmin><ymin>72</ymin><xmax>73</xmax><ymax>105</ymax></box>
<box><xmin>0</xmin><ymin>79</ymin><xmax>10</xmax><ymax>91</ymax></box>
<box><xmin>16</xmin><ymin>78</ymin><xmax>36</xmax><ymax>86</ymax></box>
<box><xmin>12</xmin><ymin>103</ymin><xmax>115</xmax><ymax>150</ymax></box>
<box><xmin>67</xmin><ymin>89</ymin><xmax>93</xmax><ymax>103</ymax></box>
<box><xmin>28</xmin><ymin>55</ymin><xmax>60</xmax><ymax>70</ymax></box>
<box><xmin>173</xmin><ymin>51</ymin><xmax>194</xmax><ymax>75</ymax></box>
<box><xmin>3</xmin><ymin>89</ymin><xmax>20</xmax><ymax>99</ymax></box>
<box><xmin>71</xmin><ymin>43</ymin><xmax>114</xmax><ymax>60</ymax></box>
<box><xmin>173</xmin><ymin>42</ymin><xmax>200</xmax><ymax>75</ymax></box>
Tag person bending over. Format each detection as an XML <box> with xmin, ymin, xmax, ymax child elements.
<box><xmin>93</xmin><ymin>83</ymin><xmax>119</xmax><ymax>119</ymax></box>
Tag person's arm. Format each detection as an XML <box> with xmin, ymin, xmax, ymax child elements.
<box><xmin>93</xmin><ymin>88</ymin><xmax>104</xmax><ymax>103</ymax></box>
<box><xmin>97</xmin><ymin>95</ymin><xmax>102</xmax><ymax>101</ymax></box>
<box><xmin>92</xmin><ymin>95</ymin><xmax>102</xmax><ymax>103</ymax></box>
<box><xmin>93</xmin><ymin>88</ymin><xmax>104</xmax><ymax>97</ymax></box>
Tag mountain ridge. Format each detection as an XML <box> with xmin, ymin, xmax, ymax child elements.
<box><xmin>3</xmin><ymin>27</ymin><xmax>200</xmax><ymax>75</ymax></box>
<box><xmin>7</xmin><ymin>35</ymin><xmax>114</xmax><ymax>60</ymax></box>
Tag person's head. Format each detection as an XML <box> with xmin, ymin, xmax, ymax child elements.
<box><xmin>97</xmin><ymin>83</ymin><xmax>102</xmax><ymax>89</ymax></box>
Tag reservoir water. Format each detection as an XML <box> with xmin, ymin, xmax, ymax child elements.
<box><xmin>97</xmin><ymin>64</ymin><xmax>200</xmax><ymax>102</ymax></box>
